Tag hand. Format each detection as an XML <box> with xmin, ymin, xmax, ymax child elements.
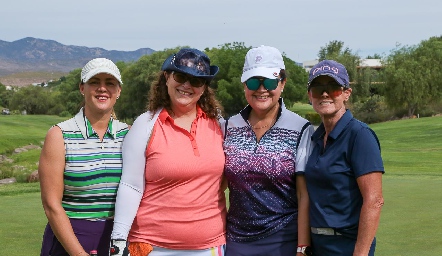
<box><xmin>74</xmin><ymin>251</ymin><xmax>90</xmax><ymax>256</ymax></box>
<box><xmin>110</xmin><ymin>239</ymin><xmax>129</xmax><ymax>256</ymax></box>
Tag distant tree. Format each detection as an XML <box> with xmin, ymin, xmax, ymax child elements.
<box><xmin>383</xmin><ymin>36</ymin><xmax>442</xmax><ymax>117</ymax></box>
<box><xmin>366</xmin><ymin>53</ymin><xmax>383</xmax><ymax>59</ymax></box>
<box><xmin>318</xmin><ymin>40</ymin><xmax>347</xmax><ymax>61</ymax></box>
<box><xmin>115</xmin><ymin>49</ymin><xmax>180</xmax><ymax>121</ymax></box>
<box><xmin>0</xmin><ymin>83</ymin><xmax>14</xmax><ymax>109</ymax></box>
<box><xmin>9</xmin><ymin>86</ymin><xmax>52</xmax><ymax>114</ymax></box>
<box><xmin>53</xmin><ymin>69</ymin><xmax>83</xmax><ymax>115</ymax></box>
<box><xmin>0</xmin><ymin>83</ymin><xmax>6</xmax><ymax>107</ymax></box>
<box><xmin>282</xmin><ymin>56</ymin><xmax>310</xmax><ymax>105</ymax></box>
<box><xmin>206</xmin><ymin>42</ymin><xmax>250</xmax><ymax>116</ymax></box>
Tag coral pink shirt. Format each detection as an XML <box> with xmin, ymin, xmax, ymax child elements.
<box><xmin>128</xmin><ymin>108</ymin><xmax>227</xmax><ymax>249</ymax></box>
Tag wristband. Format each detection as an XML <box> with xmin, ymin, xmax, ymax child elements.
<box><xmin>297</xmin><ymin>245</ymin><xmax>313</xmax><ymax>256</ymax></box>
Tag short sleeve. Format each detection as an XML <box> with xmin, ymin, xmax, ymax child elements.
<box><xmin>350</xmin><ymin>127</ymin><xmax>384</xmax><ymax>177</ymax></box>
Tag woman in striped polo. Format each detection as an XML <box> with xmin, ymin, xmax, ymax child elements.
<box><xmin>39</xmin><ymin>58</ymin><xmax>129</xmax><ymax>256</ymax></box>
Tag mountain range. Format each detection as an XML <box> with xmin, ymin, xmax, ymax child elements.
<box><xmin>0</xmin><ymin>37</ymin><xmax>155</xmax><ymax>85</ymax></box>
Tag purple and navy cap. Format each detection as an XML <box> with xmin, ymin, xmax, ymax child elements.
<box><xmin>308</xmin><ymin>60</ymin><xmax>350</xmax><ymax>89</ymax></box>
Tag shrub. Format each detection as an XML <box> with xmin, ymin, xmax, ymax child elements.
<box><xmin>59</xmin><ymin>110</ymin><xmax>71</xmax><ymax>117</ymax></box>
<box><xmin>304</xmin><ymin>112</ymin><xmax>321</xmax><ymax>125</ymax></box>
<box><xmin>352</xmin><ymin>96</ymin><xmax>392</xmax><ymax>124</ymax></box>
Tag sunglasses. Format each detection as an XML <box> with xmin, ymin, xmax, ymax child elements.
<box><xmin>309</xmin><ymin>82</ymin><xmax>344</xmax><ymax>98</ymax></box>
<box><xmin>172</xmin><ymin>71</ymin><xmax>206</xmax><ymax>87</ymax></box>
<box><xmin>245</xmin><ymin>77</ymin><xmax>282</xmax><ymax>91</ymax></box>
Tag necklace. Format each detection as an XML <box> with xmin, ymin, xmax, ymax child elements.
<box><xmin>250</xmin><ymin>115</ymin><xmax>277</xmax><ymax>129</ymax></box>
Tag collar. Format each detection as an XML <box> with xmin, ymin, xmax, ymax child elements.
<box><xmin>74</xmin><ymin>108</ymin><xmax>115</xmax><ymax>139</ymax></box>
<box><xmin>312</xmin><ymin>109</ymin><xmax>353</xmax><ymax>141</ymax></box>
<box><xmin>158</xmin><ymin>105</ymin><xmax>207</xmax><ymax>124</ymax></box>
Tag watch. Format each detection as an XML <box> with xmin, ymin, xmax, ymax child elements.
<box><xmin>297</xmin><ymin>245</ymin><xmax>313</xmax><ymax>256</ymax></box>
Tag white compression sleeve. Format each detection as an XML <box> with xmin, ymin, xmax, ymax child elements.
<box><xmin>111</xmin><ymin>110</ymin><xmax>160</xmax><ymax>240</ymax></box>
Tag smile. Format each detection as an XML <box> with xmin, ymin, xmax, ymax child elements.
<box><xmin>177</xmin><ymin>89</ymin><xmax>192</xmax><ymax>96</ymax></box>
<box><xmin>319</xmin><ymin>101</ymin><xmax>333</xmax><ymax>105</ymax></box>
<box><xmin>96</xmin><ymin>96</ymin><xmax>109</xmax><ymax>100</ymax></box>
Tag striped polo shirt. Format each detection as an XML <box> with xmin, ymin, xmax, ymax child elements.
<box><xmin>57</xmin><ymin>108</ymin><xmax>129</xmax><ymax>219</ymax></box>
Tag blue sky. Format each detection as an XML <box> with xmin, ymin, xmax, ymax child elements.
<box><xmin>1</xmin><ymin>0</ymin><xmax>441</xmax><ymax>62</ymax></box>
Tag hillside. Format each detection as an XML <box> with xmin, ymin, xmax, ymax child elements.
<box><xmin>0</xmin><ymin>37</ymin><xmax>155</xmax><ymax>86</ymax></box>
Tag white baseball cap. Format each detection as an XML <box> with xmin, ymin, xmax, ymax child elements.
<box><xmin>81</xmin><ymin>58</ymin><xmax>123</xmax><ymax>84</ymax></box>
<box><xmin>241</xmin><ymin>45</ymin><xmax>285</xmax><ymax>83</ymax></box>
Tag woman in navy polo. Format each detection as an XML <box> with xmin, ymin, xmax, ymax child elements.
<box><xmin>305</xmin><ymin>60</ymin><xmax>385</xmax><ymax>255</ymax></box>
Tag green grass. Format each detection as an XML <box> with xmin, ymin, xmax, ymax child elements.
<box><xmin>377</xmin><ymin>175</ymin><xmax>442</xmax><ymax>255</ymax></box>
<box><xmin>1</xmin><ymin>149</ymin><xmax>42</xmax><ymax>181</ymax></box>
<box><xmin>371</xmin><ymin>116</ymin><xmax>442</xmax><ymax>175</ymax></box>
<box><xmin>0</xmin><ymin>115</ymin><xmax>441</xmax><ymax>255</ymax></box>
<box><xmin>289</xmin><ymin>102</ymin><xmax>314</xmax><ymax>117</ymax></box>
<box><xmin>0</xmin><ymin>187</ymin><xmax>47</xmax><ymax>255</ymax></box>
<box><xmin>0</xmin><ymin>115</ymin><xmax>68</xmax><ymax>180</ymax></box>
<box><xmin>0</xmin><ymin>182</ymin><xmax>41</xmax><ymax>196</ymax></box>
<box><xmin>0</xmin><ymin>115</ymin><xmax>68</xmax><ymax>155</ymax></box>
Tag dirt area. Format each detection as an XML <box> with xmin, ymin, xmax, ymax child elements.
<box><xmin>0</xmin><ymin>71</ymin><xmax>66</xmax><ymax>87</ymax></box>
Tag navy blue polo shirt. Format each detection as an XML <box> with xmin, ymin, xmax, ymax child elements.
<box><xmin>305</xmin><ymin>110</ymin><xmax>384</xmax><ymax>233</ymax></box>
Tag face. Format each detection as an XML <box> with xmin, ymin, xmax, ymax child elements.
<box><xmin>243</xmin><ymin>76</ymin><xmax>285</xmax><ymax>114</ymax></box>
<box><xmin>308</xmin><ymin>75</ymin><xmax>351</xmax><ymax>118</ymax></box>
<box><xmin>80</xmin><ymin>73</ymin><xmax>121</xmax><ymax>115</ymax></box>
<box><xmin>165</xmin><ymin>71</ymin><xmax>206</xmax><ymax>110</ymax></box>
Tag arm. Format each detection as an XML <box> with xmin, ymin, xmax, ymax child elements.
<box><xmin>354</xmin><ymin>172</ymin><xmax>384</xmax><ymax>256</ymax></box>
<box><xmin>296</xmin><ymin>174</ymin><xmax>311</xmax><ymax>253</ymax></box>
<box><xmin>295</xmin><ymin>124</ymin><xmax>314</xmax><ymax>254</ymax></box>
<box><xmin>112</xmin><ymin>111</ymin><xmax>159</xmax><ymax>240</ymax></box>
<box><xmin>39</xmin><ymin>126</ymin><xmax>89</xmax><ymax>256</ymax></box>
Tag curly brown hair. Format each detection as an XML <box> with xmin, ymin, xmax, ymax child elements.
<box><xmin>147</xmin><ymin>71</ymin><xmax>224</xmax><ymax>119</ymax></box>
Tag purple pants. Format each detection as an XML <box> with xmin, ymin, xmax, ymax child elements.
<box><xmin>40</xmin><ymin>218</ymin><xmax>113</xmax><ymax>256</ymax></box>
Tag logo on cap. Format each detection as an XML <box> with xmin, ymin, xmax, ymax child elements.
<box><xmin>312</xmin><ymin>65</ymin><xmax>340</xmax><ymax>76</ymax></box>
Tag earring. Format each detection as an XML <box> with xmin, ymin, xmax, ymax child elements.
<box><xmin>81</xmin><ymin>93</ymin><xmax>84</xmax><ymax>96</ymax></box>
<box><xmin>281</xmin><ymin>90</ymin><xmax>284</xmax><ymax>92</ymax></box>
<box><xmin>117</xmin><ymin>96</ymin><xmax>120</xmax><ymax>99</ymax></box>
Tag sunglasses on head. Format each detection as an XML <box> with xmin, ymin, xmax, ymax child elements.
<box><xmin>245</xmin><ymin>77</ymin><xmax>282</xmax><ymax>91</ymax></box>
<box><xmin>309</xmin><ymin>82</ymin><xmax>344</xmax><ymax>98</ymax></box>
<box><xmin>172</xmin><ymin>71</ymin><xmax>206</xmax><ymax>88</ymax></box>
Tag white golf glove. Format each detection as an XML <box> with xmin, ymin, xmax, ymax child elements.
<box><xmin>110</xmin><ymin>239</ymin><xmax>129</xmax><ymax>256</ymax></box>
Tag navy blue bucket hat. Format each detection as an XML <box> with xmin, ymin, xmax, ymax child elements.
<box><xmin>161</xmin><ymin>48</ymin><xmax>219</xmax><ymax>81</ymax></box>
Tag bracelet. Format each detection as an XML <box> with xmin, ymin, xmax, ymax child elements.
<box><xmin>297</xmin><ymin>244</ymin><xmax>309</xmax><ymax>247</ymax></box>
